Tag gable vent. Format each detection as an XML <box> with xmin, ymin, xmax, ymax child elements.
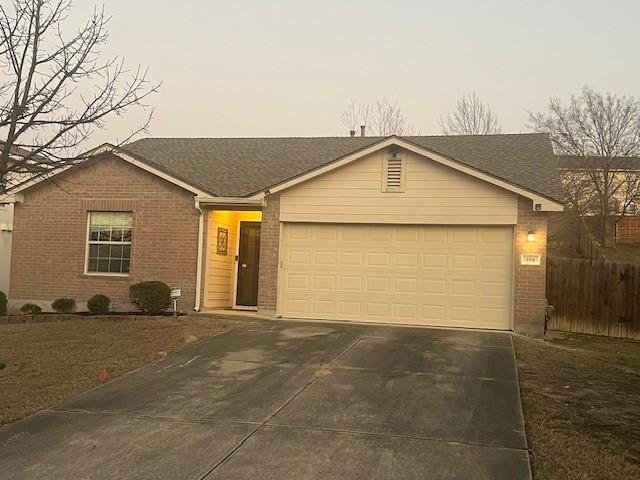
<box><xmin>383</xmin><ymin>155</ymin><xmax>405</xmax><ymax>192</ymax></box>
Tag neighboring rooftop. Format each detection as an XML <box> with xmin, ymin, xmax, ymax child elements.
<box><xmin>122</xmin><ymin>133</ymin><xmax>564</xmax><ymax>202</ymax></box>
<box><xmin>0</xmin><ymin>141</ymin><xmax>49</xmax><ymax>164</ymax></box>
<box><xmin>557</xmin><ymin>155</ymin><xmax>640</xmax><ymax>171</ymax></box>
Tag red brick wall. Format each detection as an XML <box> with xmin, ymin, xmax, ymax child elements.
<box><xmin>257</xmin><ymin>193</ymin><xmax>280</xmax><ymax>316</ymax></box>
<box><xmin>514</xmin><ymin>196</ymin><xmax>548</xmax><ymax>337</ymax></box>
<box><xmin>9</xmin><ymin>154</ymin><xmax>200</xmax><ymax>312</ymax></box>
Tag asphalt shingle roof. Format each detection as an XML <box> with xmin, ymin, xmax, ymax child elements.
<box><xmin>122</xmin><ymin>133</ymin><xmax>564</xmax><ymax>202</ymax></box>
<box><xmin>557</xmin><ymin>155</ymin><xmax>640</xmax><ymax>171</ymax></box>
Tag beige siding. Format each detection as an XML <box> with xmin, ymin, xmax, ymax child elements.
<box><xmin>279</xmin><ymin>223</ymin><xmax>514</xmax><ymax>329</ymax></box>
<box><xmin>279</xmin><ymin>150</ymin><xmax>518</xmax><ymax>224</ymax></box>
<box><xmin>204</xmin><ymin>210</ymin><xmax>262</xmax><ymax>309</ymax></box>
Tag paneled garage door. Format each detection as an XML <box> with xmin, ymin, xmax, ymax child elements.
<box><xmin>280</xmin><ymin>224</ymin><xmax>514</xmax><ymax>330</ymax></box>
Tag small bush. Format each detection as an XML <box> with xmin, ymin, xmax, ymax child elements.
<box><xmin>0</xmin><ymin>290</ymin><xmax>6</xmax><ymax>315</ymax></box>
<box><xmin>129</xmin><ymin>281</ymin><xmax>171</xmax><ymax>314</ymax></box>
<box><xmin>51</xmin><ymin>298</ymin><xmax>76</xmax><ymax>313</ymax></box>
<box><xmin>20</xmin><ymin>303</ymin><xmax>42</xmax><ymax>314</ymax></box>
<box><xmin>87</xmin><ymin>294</ymin><xmax>111</xmax><ymax>315</ymax></box>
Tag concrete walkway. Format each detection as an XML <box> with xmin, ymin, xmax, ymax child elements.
<box><xmin>0</xmin><ymin>320</ymin><xmax>531</xmax><ymax>479</ymax></box>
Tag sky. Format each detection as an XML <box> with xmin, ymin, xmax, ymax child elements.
<box><xmin>65</xmin><ymin>0</ymin><xmax>640</xmax><ymax>144</ymax></box>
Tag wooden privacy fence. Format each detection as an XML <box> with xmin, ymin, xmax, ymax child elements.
<box><xmin>616</xmin><ymin>217</ymin><xmax>640</xmax><ymax>244</ymax></box>
<box><xmin>577</xmin><ymin>224</ymin><xmax>603</xmax><ymax>261</ymax></box>
<box><xmin>547</xmin><ymin>256</ymin><xmax>640</xmax><ymax>339</ymax></box>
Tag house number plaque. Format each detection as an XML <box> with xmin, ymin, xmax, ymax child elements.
<box><xmin>520</xmin><ymin>254</ymin><xmax>541</xmax><ymax>266</ymax></box>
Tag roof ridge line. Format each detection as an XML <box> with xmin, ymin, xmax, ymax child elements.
<box><xmin>127</xmin><ymin>132</ymin><xmax>547</xmax><ymax>142</ymax></box>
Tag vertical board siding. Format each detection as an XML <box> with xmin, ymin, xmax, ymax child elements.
<box><xmin>547</xmin><ymin>256</ymin><xmax>640</xmax><ymax>339</ymax></box>
<box><xmin>279</xmin><ymin>150</ymin><xmax>518</xmax><ymax>224</ymax></box>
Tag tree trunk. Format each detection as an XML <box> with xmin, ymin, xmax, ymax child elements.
<box><xmin>601</xmin><ymin>214</ymin><xmax>610</xmax><ymax>247</ymax></box>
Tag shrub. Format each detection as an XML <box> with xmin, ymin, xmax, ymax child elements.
<box><xmin>87</xmin><ymin>294</ymin><xmax>111</xmax><ymax>315</ymax></box>
<box><xmin>0</xmin><ymin>290</ymin><xmax>6</xmax><ymax>315</ymax></box>
<box><xmin>129</xmin><ymin>281</ymin><xmax>171</xmax><ymax>314</ymax></box>
<box><xmin>51</xmin><ymin>298</ymin><xmax>76</xmax><ymax>313</ymax></box>
<box><xmin>20</xmin><ymin>303</ymin><xmax>42</xmax><ymax>314</ymax></box>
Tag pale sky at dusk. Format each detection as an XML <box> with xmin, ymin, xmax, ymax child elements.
<box><xmin>70</xmin><ymin>0</ymin><xmax>640</xmax><ymax>144</ymax></box>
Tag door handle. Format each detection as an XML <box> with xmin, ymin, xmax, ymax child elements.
<box><xmin>241</xmin><ymin>263</ymin><xmax>247</xmax><ymax>268</ymax></box>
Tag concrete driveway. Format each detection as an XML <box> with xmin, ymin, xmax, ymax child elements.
<box><xmin>0</xmin><ymin>320</ymin><xmax>531</xmax><ymax>480</ymax></box>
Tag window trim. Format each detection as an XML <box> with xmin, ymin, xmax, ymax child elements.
<box><xmin>84</xmin><ymin>211</ymin><xmax>132</xmax><ymax>277</ymax></box>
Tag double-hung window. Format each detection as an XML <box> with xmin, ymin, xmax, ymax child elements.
<box><xmin>86</xmin><ymin>212</ymin><xmax>133</xmax><ymax>274</ymax></box>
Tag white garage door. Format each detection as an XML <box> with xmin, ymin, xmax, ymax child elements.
<box><xmin>280</xmin><ymin>224</ymin><xmax>514</xmax><ymax>330</ymax></box>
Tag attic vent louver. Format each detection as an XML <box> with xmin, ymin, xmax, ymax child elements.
<box><xmin>383</xmin><ymin>154</ymin><xmax>405</xmax><ymax>192</ymax></box>
<box><xmin>386</xmin><ymin>157</ymin><xmax>402</xmax><ymax>187</ymax></box>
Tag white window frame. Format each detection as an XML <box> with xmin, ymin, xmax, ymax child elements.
<box><xmin>84</xmin><ymin>211</ymin><xmax>133</xmax><ymax>277</ymax></box>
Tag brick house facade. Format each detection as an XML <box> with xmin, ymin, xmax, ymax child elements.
<box><xmin>9</xmin><ymin>154</ymin><xmax>201</xmax><ymax>311</ymax></box>
<box><xmin>4</xmin><ymin>135</ymin><xmax>563</xmax><ymax>336</ymax></box>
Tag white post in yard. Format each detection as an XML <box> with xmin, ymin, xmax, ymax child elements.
<box><xmin>170</xmin><ymin>287</ymin><xmax>181</xmax><ymax>319</ymax></box>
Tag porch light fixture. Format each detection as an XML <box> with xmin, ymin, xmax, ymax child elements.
<box><xmin>527</xmin><ymin>231</ymin><xmax>536</xmax><ymax>242</ymax></box>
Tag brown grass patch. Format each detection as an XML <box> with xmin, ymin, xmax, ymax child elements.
<box><xmin>514</xmin><ymin>332</ymin><xmax>640</xmax><ymax>480</ymax></box>
<box><xmin>0</xmin><ymin>317</ymin><xmax>231</xmax><ymax>425</ymax></box>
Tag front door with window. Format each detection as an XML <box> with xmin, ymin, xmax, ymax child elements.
<box><xmin>236</xmin><ymin>222</ymin><xmax>261</xmax><ymax>307</ymax></box>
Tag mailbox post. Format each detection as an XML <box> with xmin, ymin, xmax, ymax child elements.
<box><xmin>170</xmin><ymin>288</ymin><xmax>181</xmax><ymax>318</ymax></box>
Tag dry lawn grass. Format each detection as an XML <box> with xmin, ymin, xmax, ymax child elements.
<box><xmin>0</xmin><ymin>317</ymin><xmax>231</xmax><ymax>426</ymax></box>
<box><xmin>514</xmin><ymin>332</ymin><xmax>640</xmax><ymax>480</ymax></box>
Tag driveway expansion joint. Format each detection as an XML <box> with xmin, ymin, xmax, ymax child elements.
<box><xmin>48</xmin><ymin>408</ymin><xmax>263</xmax><ymax>428</ymax></box>
<box><xmin>198</xmin><ymin>331</ymin><xmax>371</xmax><ymax>479</ymax></box>
<box><xmin>329</xmin><ymin>364</ymin><xmax>518</xmax><ymax>384</ymax></box>
<box><xmin>260</xmin><ymin>422</ymin><xmax>530</xmax><ymax>453</ymax></box>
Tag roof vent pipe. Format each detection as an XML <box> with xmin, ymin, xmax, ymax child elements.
<box><xmin>360</xmin><ymin>125</ymin><xmax>366</xmax><ymax>137</ymax></box>
<box><xmin>350</xmin><ymin>130</ymin><xmax>356</xmax><ymax>137</ymax></box>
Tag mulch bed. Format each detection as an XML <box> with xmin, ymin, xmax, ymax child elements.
<box><xmin>0</xmin><ymin>312</ymin><xmax>185</xmax><ymax>325</ymax></box>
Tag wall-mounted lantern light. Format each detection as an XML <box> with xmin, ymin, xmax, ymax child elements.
<box><xmin>527</xmin><ymin>231</ymin><xmax>536</xmax><ymax>242</ymax></box>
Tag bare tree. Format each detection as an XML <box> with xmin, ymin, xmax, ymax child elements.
<box><xmin>342</xmin><ymin>98</ymin><xmax>416</xmax><ymax>136</ymax></box>
<box><xmin>341</xmin><ymin>99</ymin><xmax>362</xmax><ymax>135</ymax></box>
<box><xmin>0</xmin><ymin>0</ymin><xmax>160</xmax><ymax>193</ymax></box>
<box><xmin>558</xmin><ymin>163</ymin><xmax>599</xmax><ymax>217</ymax></box>
<box><xmin>440</xmin><ymin>92</ymin><xmax>501</xmax><ymax>135</ymax></box>
<box><xmin>530</xmin><ymin>86</ymin><xmax>640</xmax><ymax>246</ymax></box>
<box><xmin>617</xmin><ymin>170</ymin><xmax>640</xmax><ymax>215</ymax></box>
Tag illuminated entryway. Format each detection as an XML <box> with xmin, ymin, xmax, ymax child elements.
<box><xmin>203</xmin><ymin>210</ymin><xmax>262</xmax><ymax>310</ymax></box>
